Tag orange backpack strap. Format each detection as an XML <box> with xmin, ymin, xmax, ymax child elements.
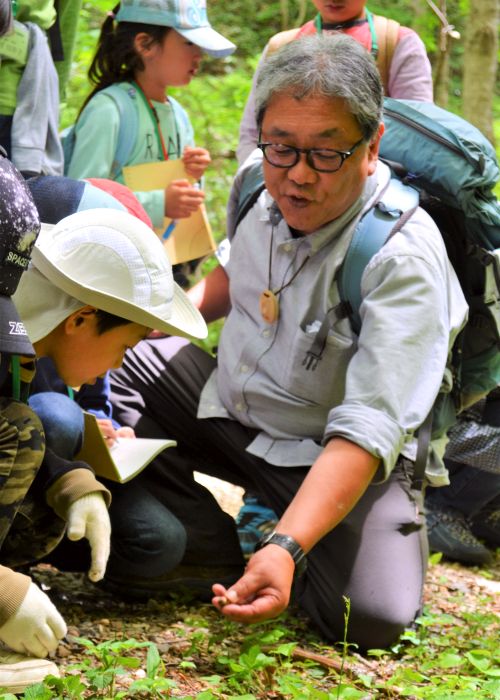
<box><xmin>372</xmin><ymin>14</ymin><xmax>400</xmax><ymax>93</ymax></box>
<box><xmin>266</xmin><ymin>27</ymin><xmax>303</xmax><ymax>57</ymax></box>
<box><xmin>297</xmin><ymin>19</ymin><xmax>317</xmax><ymax>37</ymax></box>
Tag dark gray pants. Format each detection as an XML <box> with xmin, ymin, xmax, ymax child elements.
<box><xmin>109</xmin><ymin>337</ymin><xmax>428</xmax><ymax>649</ymax></box>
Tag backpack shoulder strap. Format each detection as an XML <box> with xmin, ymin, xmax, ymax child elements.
<box><xmin>167</xmin><ymin>94</ymin><xmax>195</xmax><ymax>149</ymax></box>
<box><xmin>234</xmin><ymin>160</ymin><xmax>266</xmax><ymax>232</ymax></box>
<box><xmin>337</xmin><ymin>177</ymin><xmax>429</xmax><ymax>485</ymax></box>
<box><xmin>101</xmin><ymin>84</ymin><xmax>139</xmax><ymax>178</ymax></box>
<box><xmin>372</xmin><ymin>14</ymin><xmax>400</xmax><ymax>93</ymax></box>
<box><xmin>338</xmin><ymin>178</ymin><xmax>418</xmax><ymax>333</ymax></box>
<box><xmin>267</xmin><ymin>27</ymin><xmax>302</xmax><ymax>57</ymax></box>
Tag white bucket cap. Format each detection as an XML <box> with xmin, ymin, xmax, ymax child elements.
<box><xmin>31</xmin><ymin>208</ymin><xmax>207</xmax><ymax>339</ymax></box>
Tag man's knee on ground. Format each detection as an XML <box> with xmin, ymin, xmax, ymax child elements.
<box><xmin>344</xmin><ymin>601</ymin><xmax>419</xmax><ymax>651</ymax></box>
<box><xmin>309</xmin><ymin>594</ymin><xmax>419</xmax><ymax>651</ymax></box>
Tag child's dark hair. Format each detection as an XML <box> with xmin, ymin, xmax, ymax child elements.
<box><xmin>95</xmin><ymin>309</ymin><xmax>133</xmax><ymax>335</ymax></box>
<box><xmin>82</xmin><ymin>3</ymin><xmax>170</xmax><ymax>111</ymax></box>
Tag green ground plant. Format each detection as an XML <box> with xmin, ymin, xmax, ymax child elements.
<box><xmin>1</xmin><ymin>568</ymin><xmax>498</xmax><ymax>699</ymax></box>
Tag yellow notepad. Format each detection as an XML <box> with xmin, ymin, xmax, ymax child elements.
<box><xmin>122</xmin><ymin>159</ymin><xmax>216</xmax><ymax>265</ymax></box>
<box><xmin>75</xmin><ymin>412</ymin><xmax>176</xmax><ymax>483</ymax></box>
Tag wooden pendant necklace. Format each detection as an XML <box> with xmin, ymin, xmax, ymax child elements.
<box><xmin>260</xmin><ymin>225</ymin><xmax>309</xmax><ymax>324</ymax></box>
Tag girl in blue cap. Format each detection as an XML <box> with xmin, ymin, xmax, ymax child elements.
<box><xmin>65</xmin><ymin>0</ymin><xmax>235</xmax><ymax>239</ymax></box>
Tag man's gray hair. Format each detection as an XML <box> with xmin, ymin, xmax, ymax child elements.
<box><xmin>255</xmin><ymin>33</ymin><xmax>383</xmax><ymax>142</ymax></box>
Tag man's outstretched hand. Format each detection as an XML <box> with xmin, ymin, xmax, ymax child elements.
<box><xmin>212</xmin><ymin>544</ymin><xmax>295</xmax><ymax>623</ymax></box>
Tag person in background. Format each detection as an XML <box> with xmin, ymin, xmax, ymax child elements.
<box><xmin>105</xmin><ymin>34</ymin><xmax>467</xmax><ymax>649</ymax></box>
<box><xmin>65</xmin><ymin>0</ymin><xmax>235</xmax><ymax>242</ymax></box>
<box><xmin>426</xmin><ymin>390</ymin><xmax>500</xmax><ymax>566</ymax></box>
<box><xmin>237</xmin><ymin>0</ymin><xmax>433</xmax><ymax>166</ymax></box>
<box><xmin>0</xmin><ymin>0</ymin><xmax>68</xmax><ymax>176</ymax></box>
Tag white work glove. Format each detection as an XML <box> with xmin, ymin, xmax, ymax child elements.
<box><xmin>66</xmin><ymin>492</ymin><xmax>111</xmax><ymax>582</ymax></box>
<box><xmin>0</xmin><ymin>582</ymin><xmax>67</xmax><ymax>657</ymax></box>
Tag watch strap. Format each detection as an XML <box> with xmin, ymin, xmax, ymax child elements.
<box><xmin>256</xmin><ymin>531</ymin><xmax>307</xmax><ymax>576</ymax></box>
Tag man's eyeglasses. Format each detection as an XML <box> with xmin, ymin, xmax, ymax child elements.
<box><xmin>257</xmin><ymin>138</ymin><xmax>365</xmax><ymax>173</ymax></box>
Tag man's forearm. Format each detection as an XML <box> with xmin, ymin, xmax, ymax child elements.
<box><xmin>187</xmin><ymin>264</ymin><xmax>230</xmax><ymax>324</ymax></box>
<box><xmin>275</xmin><ymin>437</ymin><xmax>380</xmax><ymax>554</ymax></box>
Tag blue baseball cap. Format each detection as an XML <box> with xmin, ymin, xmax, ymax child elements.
<box><xmin>115</xmin><ymin>0</ymin><xmax>236</xmax><ymax>57</ymax></box>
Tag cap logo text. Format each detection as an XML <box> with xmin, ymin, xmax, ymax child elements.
<box><xmin>8</xmin><ymin>321</ymin><xmax>27</xmax><ymax>336</ymax></box>
<box><xmin>4</xmin><ymin>251</ymin><xmax>30</xmax><ymax>269</ymax></box>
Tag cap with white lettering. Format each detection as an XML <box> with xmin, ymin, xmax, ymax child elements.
<box><xmin>0</xmin><ymin>150</ymin><xmax>40</xmax><ymax>355</ymax></box>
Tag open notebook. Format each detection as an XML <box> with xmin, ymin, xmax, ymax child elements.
<box><xmin>75</xmin><ymin>412</ymin><xmax>176</xmax><ymax>483</ymax></box>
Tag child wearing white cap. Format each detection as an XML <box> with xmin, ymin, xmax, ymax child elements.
<box><xmin>0</xmin><ymin>199</ymin><xmax>205</xmax><ymax>692</ymax></box>
<box><xmin>0</xmin><ymin>151</ymin><xmax>63</xmax><ymax>693</ymax></box>
<box><xmin>65</xmin><ymin>0</ymin><xmax>235</xmax><ymax>236</ymax></box>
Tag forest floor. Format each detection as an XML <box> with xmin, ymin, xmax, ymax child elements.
<box><xmin>28</xmin><ymin>476</ymin><xmax>500</xmax><ymax>699</ymax></box>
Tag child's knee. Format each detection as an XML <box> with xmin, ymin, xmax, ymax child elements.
<box><xmin>110</xmin><ymin>519</ymin><xmax>187</xmax><ymax>576</ymax></box>
<box><xmin>28</xmin><ymin>392</ymin><xmax>83</xmax><ymax>457</ymax></box>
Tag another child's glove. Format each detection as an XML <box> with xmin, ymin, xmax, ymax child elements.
<box><xmin>66</xmin><ymin>492</ymin><xmax>111</xmax><ymax>582</ymax></box>
<box><xmin>0</xmin><ymin>581</ymin><xmax>67</xmax><ymax>657</ymax></box>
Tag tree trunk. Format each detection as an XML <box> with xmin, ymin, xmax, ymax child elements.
<box><xmin>280</xmin><ymin>0</ymin><xmax>308</xmax><ymax>29</ymax></box>
<box><xmin>462</xmin><ymin>0</ymin><xmax>498</xmax><ymax>144</ymax></box>
<box><xmin>433</xmin><ymin>35</ymin><xmax>450</xmax><ymax>107</ymax></box>
<box><xmin>433</xmin><ymin>0</ymin><xmax>451</xmax><ymax>108</ymax></box>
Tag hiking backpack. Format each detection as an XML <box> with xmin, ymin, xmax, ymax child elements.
<box><xmin>233</xmin><ymin>98</ymin><xmax>500</xmax><ymax>447</ymax></box>
<box><xmin>61</xmin><ymin>84</ymin><xmax>138</xmax><ymax>179</ymax></box>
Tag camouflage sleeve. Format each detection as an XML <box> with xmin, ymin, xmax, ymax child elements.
<box><xmin>41</xmin><ymin>444</ymin><xmax>100</xmax><ymax>492</ymax></box>
<box><xmin>0</xmin><ymin>565</ymin><xmax>31</xmax><ymax>627</ymax></box>
<box><xmin>45</xmin><ymin>468</ymin><xmax>111</xmax><ymax>520</ymax></box>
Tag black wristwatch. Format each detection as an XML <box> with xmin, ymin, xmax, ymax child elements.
<box><xmin>255</xmin><ymin>531</ymin><xmax>307</xmax><ymax>577</ymax></box>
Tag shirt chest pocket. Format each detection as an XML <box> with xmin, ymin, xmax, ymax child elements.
<box><xmin>280</xmin><ymin>325</ymin><xmax>356</xmax><ymax>406</ymax></box>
